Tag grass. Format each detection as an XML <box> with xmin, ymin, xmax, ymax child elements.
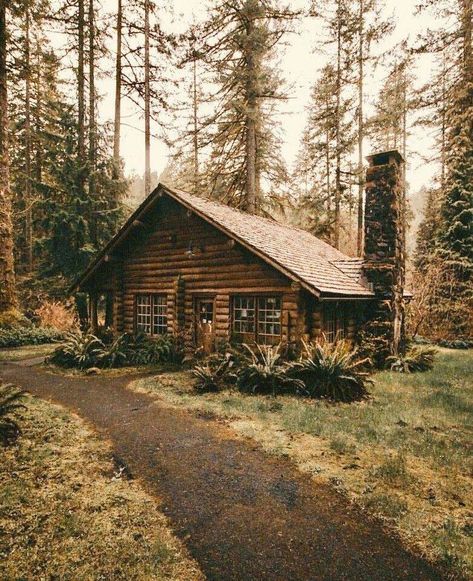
<box><xmin>0</xmin><ymin>394</ymin><xmax>203</xmax><ymax>580</ymax></box>
<box><xmin>0</xmin><ymin>343</ymin><xmax>57</xmax><ymax>362</ymax></box>
<box><xmin>130</xmin><ymin>348</ymin><xmax>473</xmax><ymax>579</ymax></box>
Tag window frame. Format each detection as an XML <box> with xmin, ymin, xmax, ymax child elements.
<box><xmin>322</xmin><ymin>302</ymin><xmax>347</xmax><ymax>343</ymax></box>
<box><xmin>231</xmin><ymin>293</ymin><xmax>282</xmax><ymax>345</ymax></box>
<box><xmin>135</xmin><ymin>294</ymin><xmax>168</xmax><ymax>337</ymax></box>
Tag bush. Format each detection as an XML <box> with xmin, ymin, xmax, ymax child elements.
<box><xmin>387</xmin><ymin>346</ymin><xmax>437</xmax><ymax>373</ymax></box>
<box><xmin>0</xmin><ymin>325</ymin><xmax>64</xmax><ymax>348</ymax></box>
<box><xmin>0</xmin><ymin>383</ymin><xmax>25</xmax><ymax>446</ymax></box>
<box><xmin>437</xmin><ymin>339</ymin><xmax>473</xmax><ymax>350</ymax></box>
<box><xmin>235</xmin><ymin>343</ymin><xmax>304</xmax><ymax>396</ymax></box>
<box><xmin>287</xmin><ymin>340</ymin><xmax>371</xmax><ymax>402</ymax></box>
<box><xmin>49</xmin><ymin>331</ymin><xmax>103</xmax><ymax>369</ymax></box>
<box><xmin>48</xmin><ymin>331</ymin><xmax>183</xmax><ymax>369</ymax></box>
<box><xmin>35</xmin><ymin>300</ymin><xmax>76</xmax><ymax>332</ymax></box>
<box><xmin>193</xmin><ymin>350</ymin><xmax>241</xmax><ymax>393</ymax></box>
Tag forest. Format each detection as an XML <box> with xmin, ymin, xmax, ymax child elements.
<box><xmin>0</xmin><ymin>0</ymin><xmax>471</xmax><ymax>340</ymax></box>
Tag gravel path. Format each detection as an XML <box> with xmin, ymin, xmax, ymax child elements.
<box><xmin>1</xmin><ymin>360</ymin><xmax>443</xmax><ymax>581</ymax></box>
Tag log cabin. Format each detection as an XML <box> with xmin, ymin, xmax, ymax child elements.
<box><xmin>71</xmin><ymin>150</ymin><xmax>406</xmax><ymax>354</ymax></box>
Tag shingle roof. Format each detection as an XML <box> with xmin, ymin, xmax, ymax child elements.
<box><xmin>164</xmin><ymin>185</ymin><xmax>373</xmax><ymax>297</ymax></box>
<box><xmin>72</xmin><ymin>183</ymin><xmax>374</xmax><ymax>298</ymax></box>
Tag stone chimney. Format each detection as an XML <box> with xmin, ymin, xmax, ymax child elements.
<box><xmin>363</xmin><ymin>150</ymin><xmax>406</xmax><ymax>357</ymax></box>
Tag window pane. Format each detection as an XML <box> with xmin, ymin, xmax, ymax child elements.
<box><xmin>136</xmin><ymin>295</ymin><xmax>152</xmax><ymax>335</ymax></box>
<box><xmin>233</xmin><ymin>296</ymin><xmax>255</xmax><ymax>335</ymax></box>
<box><xmin>153</xmin><ymin>295</ymin><xmax>168</xmax><ymax>335</ymax></box>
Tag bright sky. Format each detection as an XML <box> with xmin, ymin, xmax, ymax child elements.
<box><xmin>95</xmin><ymin>0</ymin><xmax>439</xmax><ymax>202</ymax></box>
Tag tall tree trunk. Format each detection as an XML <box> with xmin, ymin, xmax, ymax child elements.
<box><xmin>325</xmin><ymin>95</ymin><xmax>331</xmax><ymax>227</ymax></box>
<box><xmin>144</xmin><ymin>0</ymin><xmax>151</xmax><ymax>195</ymax></box>
<box><xmin>78</xmin><ymin>0</ymin><xmax>85</xmax><ymax>196</ymax></box>
<box><xmin>113</xmin><ymin>0</ymin><xmax>122</xmax><ymax>179</ymax></box>
<box><xmin>245</xmin><ymin>12</ymin><xmax>257</xmax><ymax>213</ymax></box>
<box><xmin>334</xmin><ymin>1</ymin><xmax>342</xmax><ymax>249</ymax></box>
<box><xmin>440</xmin><ymin>53</ymin><xmax>447</xmax><ymax>189</ymax></box>
<box><xmin>88</xmin><ymin>0</ymin><xmax>96</xmax><ymax>245</ymax></box>
<box><xmin>25</xmin><ymin>0</ymin><xmax>33</xmax><ymax>271</ymax></box>
<box><xmin>34</xmin><ymin>41</ymin><xmax>42</xmax><ymax>186</ymax></box>
<box><xmin>192</xmin><ymin>54</ymin><xmax>199</xmax><ymax>193</ymax></box>
<box><xmin>0</xmin><ymin>0</ymin><xmax>17</xmax><ymax>313</ymax></box>
<box><xmin>356</xmin><ymin>0</ymin><xmax>364</xmax><ymax>257</ymax></box>
<box><xmin>463</xmin><ymin>0</ymin><xmax>472</xmax><ymax>83</ymax></box>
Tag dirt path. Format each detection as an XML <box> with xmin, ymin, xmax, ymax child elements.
<box><xmin>1</xmin><ymin>360</ymin><xmax>443</xmax><ymax>581</ymax></box>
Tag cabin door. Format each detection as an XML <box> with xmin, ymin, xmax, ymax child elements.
<box><xmin>195</xmin><ymin>298</ymin><xmax>215</xmax><ymax>353</ymax></box>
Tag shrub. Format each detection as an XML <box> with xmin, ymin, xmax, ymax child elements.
<box><xmin>437</xmin><ymin>338</ymin><xmax>473</xmax><ymax>350</ymax></box>
<box><xmin>0</xmin><ymin>383</ymin><xmax>25</xmax><ymax>446</ymax></box>
<box><xmin>48</xmin><ymin>331</ymin><xmax>183</xmax><ymax>369</ymax></box>
<box><xmin>48</xmin><ymin>331</ymin><xmax>103</xmax><ymax>369</ymax></box>
<box><xmin>35</xmin><ymin>300</ymin><xmax>76</xmax><ymax>332</ymax></box>
<box><xmin>236</xmin><ymin>343</ymin><xmax>304</xmax><ymax>396</ymax></box>
<box><xmin>387</xmin><ymin>346</ymin><xmax>437</xmax><ymax>373</ymax></box>
<box><xmin>193</xmin><ymin>350</ymin><xmax>241</xmax><ymax>393</ymax></box>
<box><xmin>0</xmin><ymin>325</ymin><xmax>64</xmax><ymax>348</ymax></box>
<box><xmin>287</xmin><ymin>340</ymin><xmax>371</xmax><ymax>402</ymax></box>
<box><xmin>123</xmin><ymin>333</ymin><xmax>183</xmax><ymax>366</ymax></box>
<box><xmin>96</xmin><ymin>334</ymin><xmax>129</xmax><ymax>368</ymax></box>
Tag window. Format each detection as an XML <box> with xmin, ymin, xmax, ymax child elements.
<box><xmin>233</xmin><ymin>295</ymin><xmax>281</xmax><ymax>344</ymax></box>
<box><xmin>257</xmin><ymin>297</ymin><xmax>281</xmax><ymax>344</ymax></box>
<box><xmin>322</xmin><ymin>303</ymin><xmax>346</xmax><ymax>342</ymax></box>
<box><xmin>136</xmin><ymin>294</ymin><xmax>168</xmax><ymax>336</ymax></box>
<box><xmin>233</xmin><ymin>296</ymin><xmax>255</xmax><ymax>334</ymax></box>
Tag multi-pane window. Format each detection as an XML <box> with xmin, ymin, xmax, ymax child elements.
<box><xmin>233</xmin><ymin>295</ymin><xmax>281</xmax><ymax>344</ymax></box>
<box><xmin>233</xmin><ymin>296</ymin><xmax>255</xmax><ymax>334</ymax></box>
<box><xmin>257</xmin><ymin>297</ymin><xmax>281</xmax><ymax>344</ymax></box>
<box><xmin>152</xmin><ymin>296</ymin><xmax>168</xmax><ymax>335</ymax></box>
<box><xmin>322</xmin><ymin>303</ymin><xmax>346</xmax><ymax>342</ymax></box>
<box><xmin>136</xmin><ymin>294</ymin><xmax>168</xmax><ymax>336</ymax></box>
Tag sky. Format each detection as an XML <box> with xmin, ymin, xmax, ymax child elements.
<box><xmin>94</xmin><ymin>0</ymin><xmax>440</xmax><ymax>206</ymax></box>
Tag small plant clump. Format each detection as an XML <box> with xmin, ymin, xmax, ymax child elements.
<box><xmin>192</xmin><ymin>340</ymin><xmax>372</xmax><ymax>402</ymax></box>
<box><xmin>48</xmin><ymin>330</ymin><xmax>183</xmax><ymax>369</ymax></box>
<box><xmin>235</xmin><ymin>344</ymin><xmax>305</xmax><ymax>396</ymax></box>
<box><xmin>287</xmin><ymin>340</ymin><xmax>372</xmax><ymax>402</ymax></box>
<box><xmin>0</xmin><ymin>383</ymin><xmax>25</xmax><ymax>446</ymax></box>
<box><xmin>387</xmin><ymin>346</ymin><xmax>437</xmax><ymax>373</ymax></box>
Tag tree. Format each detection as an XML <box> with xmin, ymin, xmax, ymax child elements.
<box><xmin>0</xmin><ymin>0</ymin><xmax>18</xmax><ymax>315</ymax></box>
<box><xmin>113</xmin><ymin>0</ymin><xmax>122</xmax><ymax>179</ymax></box>
<box><xmin>194</xmin><ymin>0</ymin><xmax>297</xmax><ymax>212</ymax></box>
<box><xmin>354</xmin><ymin>0</ymin><xmax>393</xmax><ymax>255</ymax></box>
<box><xmin>414</xmin><ymin>0</ymin><xmax>473</xmax><ymax>338</ymax></box>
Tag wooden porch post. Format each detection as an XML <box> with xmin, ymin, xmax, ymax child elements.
<box><xmin>89</xmin><ymin>293</ymin><xmax>98</xmax><ymax>333</ymax></box>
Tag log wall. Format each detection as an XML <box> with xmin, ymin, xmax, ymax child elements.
<box><xmin>114</xmin><ymin>197</ymin><xmax>302</xmax><ymax>347</ymax></box>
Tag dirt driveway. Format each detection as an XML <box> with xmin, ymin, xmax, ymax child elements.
<box><xmin>1</xmin><ymin>360</ymin><xmax>443</xmax><ymax>581</ymax></box>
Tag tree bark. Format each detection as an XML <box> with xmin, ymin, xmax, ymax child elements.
<box><xmin>78</xmin><ymin>0</ymin><xmax>85</xmax><ymax>196</ymax></box>
<box><xmin>88</xmin><ymin>0</ymin><xmax>96</xmax><ymax>244</ymax></box>
<box><xmin>25</xmin><ymin>1</ymin><xmax>33</xmax><ymax>272</ymax></box>
<box><xmin>0</xmin><ymin>0</ymin><xmax>17</xmax><ymax>313</ymax></box>
<box><xmin>245</xmin><ymin>12</ymin><xmax>257</xmax><ymax>213</ymax></box>
<box><xmin>463</xmin><ymin>0</ymin><xmax>472</xmax><ymax>83</ymax></box>
<box><xmin>192</xmin><ymin>54</ymin><xmax>199</xmax><ymax>193</ymax></box>
<box><xmin>334</xmin><ymin>1</ymin><xmax>342</xmax><ymax>249</ymax></box>
<box><xmin>356</xmin><ymin>0</ymin><xmax>364</xmax><ymax>257</ymax></box>
<box><xmin>113</xmin><ymin>0</ymin><xmax>122</xmax><ymax>179</ymax></box>
<box><xmin>144</xmin><ymin>0</ymin><xmax>151</xmax><ymax>196</ymax></box>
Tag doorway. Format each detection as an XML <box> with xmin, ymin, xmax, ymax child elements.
<box><xmin>195</xmin><ymin>297</ymin><xmax>215</xmax><ymax>353</ymax></box>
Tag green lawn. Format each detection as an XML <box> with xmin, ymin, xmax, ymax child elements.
<box><xmin>0</xmin><ymin>343</ymin><xmax>57</xmax><ymax>362</ymax></box>
<box><xmin>0</xmin><ymin>394</ymin><xmax>203</xmax><ymax>581</ymax></box>
<box><xmin>131</xmin><ymin>348</ymin><xmax>473</xmax><ymax>579</ymax></box>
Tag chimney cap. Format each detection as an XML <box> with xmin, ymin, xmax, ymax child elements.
<box><xmin>366</xmin><ymin>150</ymin><xmax>404</xmax><ymax>167</ymax></box>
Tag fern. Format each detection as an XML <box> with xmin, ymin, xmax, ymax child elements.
<box><xmin>0</xmin><ymin>383</ymin><xmax>25</xmax><ymax>446</ymax></box>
